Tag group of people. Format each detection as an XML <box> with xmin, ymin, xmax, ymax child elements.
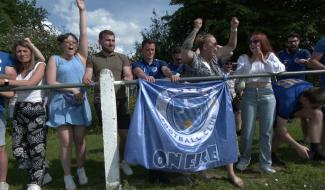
<box><xmin>0</xmin><ymin>0</ymin><xmax>325</xmax><ymax>189</ymax></box>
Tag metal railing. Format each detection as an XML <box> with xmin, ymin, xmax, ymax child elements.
<box><xmin>1</xmin><ymin>69</ymin><xmax>325</xmax><ymax>189</ymax></box>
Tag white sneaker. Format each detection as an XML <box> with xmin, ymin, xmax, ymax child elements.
<box><xmin>0</xmin><ymin>182</ymin><xmax>9</xmax><ymax>190</ymax></box>
<box><xmin>120</xmin><ymin>160</ymin><xmax>133</xmax><ymax>176</ymax></box>
<box><xmin>27</xmin><ymin>184</ymin><xmax>41</xmax><ymax>190</ymax></box>
<box><xmin>42</xmin><ymin>173</ymin><xmax>52</xmax><ymax>185</ymax></box>
<box><xmin>77</xmin><ymin>167</ymin><xmax>88</xmax><ymax>185</ymax></box>
<box><xmin>236</xmin><ymin>161</ymin><xmax>248</xmax><ymax>171</ymax></box>
<box><xmin>260</xmin><ymin>166</ymin><xmax>276</xmax><ymax>174</ymax></box>
<box><xmin>64</xmin><ymin>175</ymin><xmax>76</xmax><ymax>190</ymax></box>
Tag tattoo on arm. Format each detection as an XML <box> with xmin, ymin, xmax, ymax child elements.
<box><xmin>182</xmin><ymin>28</ymin><xmax>199</xmax><ymax>50</ymax></box>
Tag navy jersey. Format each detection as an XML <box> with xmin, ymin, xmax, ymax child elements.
<box><xmin>272</xmin><ymin>79</ymin><xmax>313</xmax><ymax>119</ymax></box>
<box><xmin>132</xmin><ymin>59</ymin><xmax>168</xmax><ymax>79</ymax></box>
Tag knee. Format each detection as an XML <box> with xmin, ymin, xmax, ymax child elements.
<box><xmin>0</xmin><ymin>145</ymin><xmax>6</xmax><ymax>152</ymax></box>
<box><xmin>74</xmin><ymin>138</ymin><xmax>85</xmax><ymax>148</ymax></box>
<box><xmin>314</xmin><ymin>109</ymin><xmax>323</xmax><ymax>121</ymax></box>
<box><xmin>60</xmin><ymin>139</ymin><xmax>73</xmax><ymax>149</ymax></box>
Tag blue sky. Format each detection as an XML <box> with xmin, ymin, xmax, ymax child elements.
<box><xmin>36</xmin><ymin>0</ymin><xmax>180</xmax><ymax>56</ymax></box>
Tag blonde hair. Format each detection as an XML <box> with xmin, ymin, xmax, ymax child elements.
<box><xmin>195</xmin><ymin>32</ymin><xmax>215</xmax><ymax>51</ymax></box>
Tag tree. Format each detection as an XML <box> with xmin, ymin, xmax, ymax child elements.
<box><xmin>132</xmin><ymin>10</ymin><xmax>177</xmax><ymax>62</ymax></box>
<box><xmin>0</xmin><ymin>0</ymin><xmax>60</xmax><ymax>59</ymax></box>
<box><xmin>158</xmin><ymin>0</ymin><xmax>325</xmax><ymax>59</ymax></box>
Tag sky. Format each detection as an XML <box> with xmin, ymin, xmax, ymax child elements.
<box><xmin>36</xmin><ymin>0</ymin><xmax>181</xmax><ymax>56</ymax></box>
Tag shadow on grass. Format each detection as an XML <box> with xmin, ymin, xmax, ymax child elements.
<box><xmin>8</xmin><ymin>158</ymin><xmax>106</xmax><ymax>190</ymax></box>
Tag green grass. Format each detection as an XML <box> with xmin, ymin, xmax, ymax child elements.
<box><xmin>5</xmin><ymin>119</ymin><xmax>325</xmax><ymax>190</ymax></box>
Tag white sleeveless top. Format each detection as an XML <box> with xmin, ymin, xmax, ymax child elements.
<box><xmin>16</xmin><ymin>62</ymin><xmax>45</xmax><ymax>102</ymax></box>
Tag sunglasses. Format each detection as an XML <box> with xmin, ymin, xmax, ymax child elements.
<box><xmin>249</xmin><ymin>40</ymin><xmax>260</xmax><ymax>45</ymax></box>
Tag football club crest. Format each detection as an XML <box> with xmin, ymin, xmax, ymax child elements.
<box><xmin>155</xmin><ymin>88</ymin><xmax>219</xmax><ymax>146</ymax></box>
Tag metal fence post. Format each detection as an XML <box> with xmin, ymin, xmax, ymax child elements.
<box><xmin>100</xmin><ymin>69</ymin><xmax>120</xmax><ymax>189</ymax></box>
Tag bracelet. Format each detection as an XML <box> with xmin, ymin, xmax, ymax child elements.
<box><xmin>231</xmin><ymin>28</ymin><xmax>238</xmax><ymax>32</ymax></box>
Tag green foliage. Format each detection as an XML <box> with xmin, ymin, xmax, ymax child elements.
<box><xmin>132</xmin><ymin>10</ymin><xmax>177</xmax><ymax>63</ymax></box>
<box><xmin>14</xmin><ymin>0</ymin><xmax>47</xmax><ymax>29</ymax></box>
<box><xmin>5</xmin><ymin>119</ymin><xmax>325</xmax><ymax>189</ymax></box>
<box><xmin>145</xmin><ymin>0</ymin><xmax>325</xmax><ymax>60</ymax></box>
<box><xmin>0</xmin><ymin>0</ymin><xmax>60</xmax><ymax>60</ymax></box>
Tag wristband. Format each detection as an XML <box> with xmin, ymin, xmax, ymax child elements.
<box><xmin>231</xmin><ymin>28</ymin><xmax>238</xmax><ymax>32</ymax></box>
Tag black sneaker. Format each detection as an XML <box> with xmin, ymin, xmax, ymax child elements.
<box><xmin>272</xmin><ymin>152</ymin><xmax>286</xmax><ymax>166</ymax></box>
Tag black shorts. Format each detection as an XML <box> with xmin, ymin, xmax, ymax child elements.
<box><xmin>94</xmin><ymin>98</ymin><xmax>130</xmax><ymax>129</ymax></box>
<box><xmin>232</xmin><ymin>96</ymin><xmax>241</xmax><ymax>112</ymax></box>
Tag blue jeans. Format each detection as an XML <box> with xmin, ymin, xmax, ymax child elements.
<box><xmin>239</xmin><ymin>87</ymin><xmax>276</xmax><ymax>168</ymax></box>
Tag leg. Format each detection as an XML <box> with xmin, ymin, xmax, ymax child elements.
<box><xmin>226</xmin><ymin>164</ymin><xmax>244</xmax><ymax>188</ymax></box>
<box><xmin>257</xmin><ymin>91</ymin><xmax>276</xmax><ymax>171</ymax></box>
<box><xmin>26</xmin><ymin>103</ymin><xmax>48</xmax><ymax>185</ymax></box>
<box><xmin>305</xmin><ymin>109</ymin><xmax>323</xmax><ymax>144</ymax></box>
<box><xmin>0</xmin><ymin>146</ymin><xmax>7</xmax><ymax>183</ymax></box>
<box><xmin>73</xmin><ymin>126</ymin><xmax>86</xmax><ymax>168</ymax></box>
<box><xmin>94</xmin><ymin>102</ymin><xmax>102</xmax><ymax>126</ymax></box>
<box><xmin>300</xmin><ymin>118</ymin><xmax>309</xmax><ymax>143</ymax></box>
<box><xmin>237</xmin><ymin>89</ymin><xmax>257</xmax><ymax>168</ymax></box>
<box><xmin>0</xmin><ymin>116</ymin><xmax>8</xmax><ymax>188</ymax></box>
<box><xmin>117</xmin><ymin>98</ymin><xmax>133</xmax><ymax>175</ymax></box>
<box><xmin>58</xmin><ymin>126</ymin><xmax>77</xmax><ymax>189</ymax></box>
<box><xmin>271</xmin><ymin>116</ymin><xmax>288</xmax><ymax>165</ymax></box>
<box><xmin>73</xmin><ymin>126</ymin><xmax>88</xmax><ymax>185</ymax></box>
<box><xmin>57</xmin><ymin>125</ymin><xmax>74</xmax><ymax>176</ymax></box>
<box><xmin>118</xmin><ymin>129</ymin><xmax>128</xmax><ymax>160</ymax></box>
<box><xmin>272</xmin><ymin>116</ymin><xmax>287</xmax><ymax>152</ymax></box>
<box><xmin>12</xmin><ymin>106</ymin><xmax>30</xmax><ymax>170</ymax></box>
<box><xmin>235</xmin><ymin>110</ymin><xmax>242</xmax><ymax>134</ymax></box>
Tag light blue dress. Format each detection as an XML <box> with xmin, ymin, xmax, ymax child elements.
<box><xmin>46</xmin><ymin>55</ymin><xmax>92</xmax><ymax>127</ymax></box>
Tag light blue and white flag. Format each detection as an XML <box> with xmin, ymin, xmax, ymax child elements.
<box><xmin>125</xmin><ymin>80</ymin><xmax>237</xmax><ymax>172</ymax></box>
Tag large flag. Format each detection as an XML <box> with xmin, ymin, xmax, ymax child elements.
<box><xmin>125</xmin><ymin>80</ymin><xmax>238</xmax><ymax>172</ymax></box>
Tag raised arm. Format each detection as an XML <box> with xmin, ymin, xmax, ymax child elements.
<box><xmin>76</xmin><ymin>0</ymin><xmax>88</xmax><ymax>63</ymax></box>
<box><xmin>217</xmin><ymin>17</ymin><xmax>239</xmax><ymax>58</ymax></box>
<box><xmin>24</xmin><ymin>38</ymin><xmax>45</xmax><ymax>62</ymax></box>
<box><xmin>181</xmin><ymin>18</ymin><xmax>202</xmax><ymax>65</ymax></box>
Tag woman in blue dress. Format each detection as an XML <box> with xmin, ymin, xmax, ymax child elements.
<box><xmin>46</xmin><ymin>1</ymin><xmax>91</xmax><ymax>189</ymax></box>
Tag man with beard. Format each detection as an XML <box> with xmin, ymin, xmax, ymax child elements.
<box><xmin>83</xmin><ymin>30</ymin><xmax>134</xmax><ymax>176</ymax></box>
<box><xmin>278</xmin><ymin>32</ymin><xmax>311</xmax><ymax>80</ymax></box>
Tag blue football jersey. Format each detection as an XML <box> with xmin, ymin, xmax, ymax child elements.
<box><xmin>272</xmin><ymin>79</ymin><xmax>313</xmax><ymax>119</ymax></box>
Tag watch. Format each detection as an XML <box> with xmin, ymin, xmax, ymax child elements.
<box><xmin>4</xmin><ymin>79</ymin><xmax>9</xmax><ymax>86</ymax></box>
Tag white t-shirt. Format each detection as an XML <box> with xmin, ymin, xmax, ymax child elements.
<box><xmin>16</xmin><ymin>62</ymin><xmax>45</xmax><ymax>102</ymax></box>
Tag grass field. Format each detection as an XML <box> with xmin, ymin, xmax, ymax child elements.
<box><xmin>5</xmin><ymin>119</ymin><xmax>325</xmax><ymax>190</ymax></box>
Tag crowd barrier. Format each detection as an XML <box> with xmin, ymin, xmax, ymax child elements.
<box><xmin>1</xmin><ymin>69</ymin><xmax>325</xmax><ymax>190</ymax></box>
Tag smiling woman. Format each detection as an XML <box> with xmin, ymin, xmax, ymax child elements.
<box><xmin>45</xmin><ymin>1</ymin><xmax>92</xmax><ymax>190</ymax></box>
<box><xmin>8</xmin><ymin>38</ymin><xmax>48</xmax><ymax>190</ymax></box>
